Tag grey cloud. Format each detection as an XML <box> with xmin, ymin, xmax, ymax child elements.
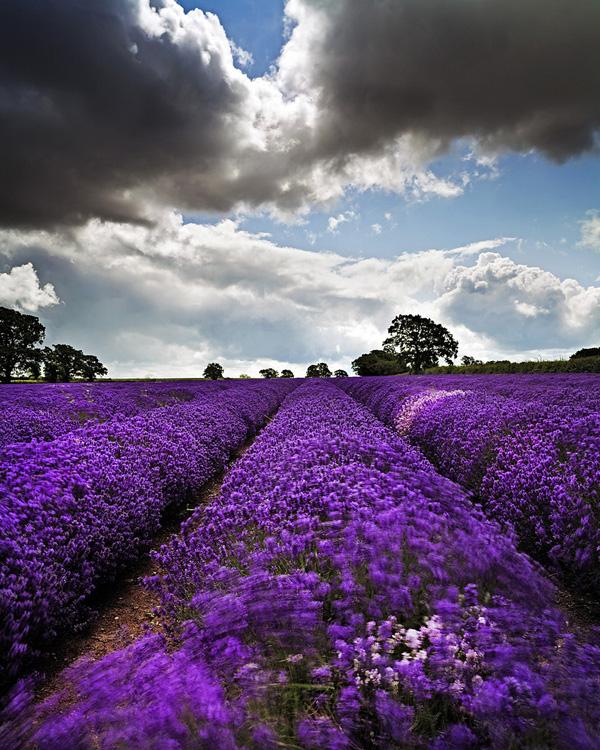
<box><xmin>283</xmin><ymin>0</ymin><xmax>600</xmax><ymax>161</ymax></box>
<box><xmin>2</xmin><ymin>235</ymin><xmax>371</xmax><ymax>369</ymax></box>
<box><xmin>0</xmin><ymin>0</ymin><xmax>259</xmax><ymax>227</ymax></box>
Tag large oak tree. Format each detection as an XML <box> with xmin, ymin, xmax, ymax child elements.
<box><xmin>383</xmin><ymin>314</ymin><xmax>458</xmax><ymax>373</ymax></box>
<box><xmin>0</xmin><ymin>306</ymin><xmax>45</xmax><ymax>383</ymax></box>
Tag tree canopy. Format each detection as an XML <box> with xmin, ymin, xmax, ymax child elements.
<box><xmin>280</xmin><ymin>369</ymin><xmax>294</xmax><ymax>378</ymax></box>
<box><xmin>0</xmin><ymin>306</ymin><xmax>46</xmax><ymax>383</ymax></box>
<box><xmin>79</xmin><ymin>354</ymin><xmax>109</xmax><ymax>381</ymax></box>
<box><xmin>306</xmin><ymin>362</ymin><xmax>332</xmax><ymax>377</ymax></box>
<box><xmin>43</xmin><ymin>344</ymin><xmax>107</xmax><ymax>382</ymax></box>
<box><xmin>461</xmin><ymin>355</ymin><xmax>483</xmax><ymax>366</ymax></box>
<box><xmin>383</xmin><ymin>314</ymin><xmax>458</xmax><ymax>373</ymax></box>
<box><xmin>351</xmin><ymin>349</ymin><xmax>407</xmax><ymax>377</ymax></box>
<box><xmin>259</xmin><ymin>367</ymin><xmax>279</xmax><ymax>379</ymax></box>
<box><xmin>203</xmin><ymin>362</ymin><xmax>224</xmax><ymax>380</ymax></box>
<box><xmin>571</xmin><ymin>347</ymin><xmax>600</xmax><ymax>360</ymax></box>
<box><xmin>334</xmin><ymin>369</ymin><xmax>348</xmax><ymax>378</ymax></box>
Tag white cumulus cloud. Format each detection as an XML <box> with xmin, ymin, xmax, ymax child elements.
<box><xmin>1</xmin><ymin>217</ymin><xmax>598</xmax><ymax>375</ymax></box>
<box><xmin>437</xmin><ymin>252</ymin><xmax>600</xmax><ymax>350</ymax></box>
<box><xmin>0</xmin><ymin>263</ymin><xmax>59</xmax><ymax>313</ymax></box>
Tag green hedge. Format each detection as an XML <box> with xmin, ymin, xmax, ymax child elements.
<box><xmin>424</xmin><ymin>356</ymin><xmax>600</xmax><ymax>375</ymax></box>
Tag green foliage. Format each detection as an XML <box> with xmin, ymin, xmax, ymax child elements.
<box><xmin>426</xmin><ymin>356</ymin><xmax>600</xmax><ymax>374</ymax></box>
<box><xmin>43</xmin><ymin>344</ymin><xmax>107</xmax><ymax>382</ymax></box>
<box><xmin>203</xmin><ymin>362</ymin><xmax>224</xmax><ymax>380</ymax></box>
<box><xmin>384</xmin><ymin>314</ymin><xmax>458</xmax><ymax>373</ymax></box>
<box><xmin>0</xmin><ymin>306</ymin><xmax>46</xmax><ymax>383</ymax></box>
<box><xmin>351</xmin><ymin>349</ymin><xmax>407</xmax><ymax>376</ymax></box>
<box><xmin>238</xmin><ymin>374</ymin><xmax>252</xmax><ymax>379</ymax></box>
<box><xmin>571</xmin><ymin>346</ymin><xmax>600</xmax><ymax>360</ymax></box>
<box><xmin>333</xmin><ymin>369</ymin><xmax>348</xmax><ymax>377</ymax></box>
<box><xmin>306</xmin><ymin>362</ymin><xmax>332</xmax><ymax>377</ymax></box>
<box><xmin>461</xmin><ymin>355</ymin><xmax>483</xmax><ymax>366</ymax></box>
<box><xmin>280</xmin><ymin>369</ymin><xmax>295</xmax><ymax>378</ymax></box>
<box><xmin>259</xmin><ymin>368</ymin><xmax>279</xmax><ymax>379</ymax></box>
<box><xmin>79</xmin><ymin>354</ymin><xmax>108</xmax><ymax>381</ymax></box>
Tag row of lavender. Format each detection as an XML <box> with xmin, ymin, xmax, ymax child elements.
<box><xmin>0</xmin><ymin>379</ymin><xmax>296</xmax><ymax>680</ymax></box>
<box><xmin>6</xmin><ymin>382</ymin><xmax>599</xmax><ymax>748</ymax></box>
<box><xmin>0</xmin><ymin>380</ymin><xmax>234</xmax><ymax>450</ymax></box>
<box><xmin>337</xmin><ymin>374</ymin><xmax>600</xmax><ymax>594</ymax></box>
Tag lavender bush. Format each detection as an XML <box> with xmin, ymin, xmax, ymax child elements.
<box><xmin>0</xmin><ymin>380</ymin><xmax>232</xmax><ymax>450</ymax></box>
<box><xmin>338</xmin><ymin>374</ymin><xmax>600</xmax><ymax>592</ymax></box>
<box><xmin>0</xmin><ymin>380</ymin><xmax>295</xmax><ymax>678</ymax></box>
<box><xmin>7</xmin><ymin>382</ymin><xmax>598</xmax><ymax>748</ymax></box>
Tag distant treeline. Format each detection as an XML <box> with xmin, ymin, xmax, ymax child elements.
<box><xmin>425</xmin><ymin>356</ymin><xmax>600</xmax><ymax>375</ymax></box>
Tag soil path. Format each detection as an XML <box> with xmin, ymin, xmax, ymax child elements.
<box><xmin>35</xmin><ymin>438</ymin><xmax>253</xmax><ymax>701</ymax></box>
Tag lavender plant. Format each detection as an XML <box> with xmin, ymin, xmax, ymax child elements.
<box><xmin>7</xmin><ymin>382</ymin><xmax>598</xmax><ymax>749</ymax></box>
<box><xmin>0</xmin><ymin>380</ymin><xmax>231</xmax><ymax>450</ymax></box>
<box><xmin>0</xmin><ymin>380</ymin><xmax>295</xmax><ymax>678</ymax></box>
<box><xmin>338</xmin><ymin>374</ymin><xmax>600</xmax><ymax>592</ymax></box>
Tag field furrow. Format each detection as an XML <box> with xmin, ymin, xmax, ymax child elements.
<box><xmin>0</xmin><ymin>380</ymin><xmax>296</xmax><ymax>681</ymax></box>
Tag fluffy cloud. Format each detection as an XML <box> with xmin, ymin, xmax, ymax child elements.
<box><xmin>1</xmin><ymin>215</ymin><xmax>597</xmax><ymax>375</ymax></box>
<box><xmin>437</xmin><ymin>252</ymin><xmax>600</xmax><ymax>350</ymax></box>
<box><xmin>1</xmin><ymin>0</ymin><xmax>598</xmax><ymax>228</ymax></box>
<box><xmin>0</xmin><ymin>0</ymin><xmax>445</xmax><ymax>228</ymax></box>
<box><xmin>327</xmin><ymin>211</ymin><xmax>356</xmax><ymax>233</ymax></box>
<box><xmin>0</xmin><ymin>0</ymin><xmax>314</xmax><ymax>227</ymax></box>
<box><xmin>0</xmin><ymin>263</ymin><xmax>59</xmax><ymax>312</ymax></box>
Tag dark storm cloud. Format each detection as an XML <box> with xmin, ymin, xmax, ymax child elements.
<box><xmin>288</xmin><ymin>0</ymin><xmax>600</xmax><ymax>161</ymax></box>
<box><xmin>0</xmin><ymin>0</ymin><xmax>253</xmax><ymax>227</ymax></box>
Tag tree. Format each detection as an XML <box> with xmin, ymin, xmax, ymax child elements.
<box><xmin>571</xmin><ymin>347</ymin><xmax>600</xmax><ymax>360</ymax></box>
<box><xmin>383</xmin><ymin>314</ymin><xmax>458</xmax><ymax>373</ymax></box>
<box><xmin>238</xmin><ymin>374</ymin><xmax>252</xmax><ymax>379</ymax></box>
<box><xmin>351</xmin><ymin>350</ymin><xmax>407</xmax><ymax>376</ymax></box>
<box><xmin>79</xmin><ymin>354</ymin><xmax>108</xmax><ymax>381</ymax></box>
<box><xmin>0</xmin><ymin>307</ymin><xmax>46</xmax><ymax>383</ymax></box>
<box><xmin>42</xmin><ymin>344</ymin><xmax>106</xmax><ymax>382</ymax></box>
<box><xmin>259</xmin><ymin>368</ymin><xmax>279</xmax><ymax>379</ymax></box>
<box><xmin>280</xmin><ymin>369</ymin><xmax>294</xmax><ymax>378</ymax></box>
<box><xmin>43</xmin><ymin>344</ymin><xmax>106</xmax><ymax>382</ymax></box>
<box><xmin>306</xmin><ymin>362</ymin><xmax>332</xmax><ymax>378</ymax></box>
<box><xmin>461</xmin><ymin>355</ymin><xmax>483</xmax><ymax>366</ymax></box>
<box><xmin>43</xmin><ymin>344</ymin><xmax>83</xmax><ymax>382</ymax></box>
<box><xmin>334</xmin><ymin>369</ymin><xmax>348</xmax><ymax>377</ymax></box>
<box><xmin>203</xmin><ymin>362</ymin><xmax>224</xmax><ymax>380</ymax></box>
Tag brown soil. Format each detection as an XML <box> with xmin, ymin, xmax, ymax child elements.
<box><xmin>34</xmin><ymin>441</ymin><xmax>250</xmax><ymax>702</ymax></box>
<box><xmin>554</xmin><ymin>582</ymin><xmax>600</xmax><ymax>642</ymax></box>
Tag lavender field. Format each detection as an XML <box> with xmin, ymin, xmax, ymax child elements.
<box><xmin>1</xmin><ymin>375</ymin><xmax>599</xmax><ymax>749</ymax></box>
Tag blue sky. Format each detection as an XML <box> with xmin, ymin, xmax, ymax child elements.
<box><xmin>237</xmin><ymin>150</ymin><xmax>600</xmax><ymax>286</ymax></box>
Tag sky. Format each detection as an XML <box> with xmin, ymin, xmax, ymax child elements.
<box><xmin>0</xmin><ymin>0</ymin><xmax>599</xmax><ymax>377</ymax></box>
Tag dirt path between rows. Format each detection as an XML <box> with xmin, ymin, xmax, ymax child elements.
<box><xmin>34</xmin><ymin>437</ymin><xmax>254</xmax><ymax>702</ymax></box>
